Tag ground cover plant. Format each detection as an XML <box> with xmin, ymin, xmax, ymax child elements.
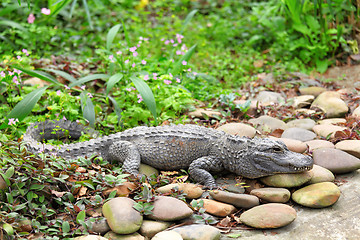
<box><xmin>0</xmin><ymin>0</ymin><xmax>359</xmax><ymax>239</ymax></box>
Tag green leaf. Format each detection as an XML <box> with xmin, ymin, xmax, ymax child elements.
<box><xmin>62</xmin><ymin>221</ymin><xmax>70</xmax><ymax>233</ymax></box>
<box><xmin>120</xmin><ymin>18</ymin><xmax>130</xmax><ymax>46</ymax></box>
<box><xmin>0</xmin><ymin>20</ymin><xmax>28</xmax><ymax>32</ymax></box>
<box><xmin>80</xmin><ymin>92</ymin><xmax>95</xmax><ymax>128</ymax></box>
<box><xmin>7</xmin><ymin>86</ymin><xmax>48</xmax><ymax>122</ymax></box>
<box><xmin>2</xmin><ymin>223</ymin><xmax>14</xmax><ymax>236</ymax></box>
<box><xmin>82</xmin><ymin>0</ymin><xmax>93</xmax><ymax>30</ymax></box>
<box><xmin>106</xmin><ymin>24</ymin><xmax>121</xmax><ymax>51</ymax></box>
<box><xmin>171</xmin><ymin>44</ymin><xmax>197</xmax><ymax>75</ymax></box>
<box><xmin>130</xmin><ymin>77</ymin><xmax>157</xmax><ymax>124</ymax></box>
<box><xmin>42</xmin><ymin>68</ymin><xmax>76</xmax><ymax>83</ymax></box>
<box><xmin>108</xmin><ymin>96</ymin><xmax>123</xmax><ymax>125</ymax></box>
<box><xmin>4</xmin><ymin>166</ymin><xmax>14</xmax><ymax>179</ymax></box>
<box><xmin>69</xmin><ymin>74</ymin><xmax>109</xmax><ymax>88</ymax></box>
<box><xmin>180</xmin><ymin>9</ymin><xmax>198</xmax><ymax>34</ymax></box>
<box><xmin>76</xmin><ymin>210</ymin><xmax>86</xmax><ymax>224</ymax></box>
<box><xmin>82</xmin><ymin>182</ymin><xmax>95</xmax><ymax>190</ymax></box>
<box><xmin>14</xmin><ymin>67</ymin><xmax>59</xmax><ymax>84</ymax></box>
<box><xmin>30</xmin><ymin>184</ymin><xmax>45</xmax><ymax>191</ymax></box>
<box><xmin>106</xmin><ymin>73</ymin><xmax>123</xmax><ymax>95</ymax></box>
<box><xmin>108</xmin><ymin>190</ymin><xmax>117</xmax><ymax>199</ymax></box>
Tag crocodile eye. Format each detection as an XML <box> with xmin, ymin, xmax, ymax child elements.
<box><xmin>272</xmin><ymin>147</ymin><xmax>283</xmax><ymax>153</ymax></box>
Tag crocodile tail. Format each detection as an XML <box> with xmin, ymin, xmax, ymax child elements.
<box><xmin>23</xmin><ymin>119</ymin><xmax>100</xmax><ymax>158</ymax></box>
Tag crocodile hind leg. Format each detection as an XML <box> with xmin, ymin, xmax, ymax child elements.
<box><xmin>188</xmin><ymin>156</ymin><xmax>224</xmax><ymax>188</ymax></box>
<box><xmin>108</xmin><ymin>141</ymin><xmax>141</xmax><ymax>176</ymax></box>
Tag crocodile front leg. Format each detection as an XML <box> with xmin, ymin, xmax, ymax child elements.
<box><xmin>188</xmin><ymin>156</ymin><xmax>224</xmax><ymax>188</ymax></box>
<box><xmin>108</xmin><ymin>141</ymin><xmax>141</xmax><ymax>176</ymax></box>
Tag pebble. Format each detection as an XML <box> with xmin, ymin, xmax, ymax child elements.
<box><xmin>171</xmin><ymin>224</ymin><xmax>221</xmax><ymax>240</ymax></box>
<box><xmin>256</xmin><ymin>91</ymin><xmax>285</xmax><ymax>106</ymax></box>
<box><xmin>152</xmin><ymin>231</ymin><xmax>183</xmax><ymax>240</ymax></box>
<box><xmin>313</xmin><ymin>124</ymin><xmax>348</xmax><ymax>139</ymax></box>
<box><xmin>209</xmin><ymin>190</ymin><xmax>259</xmax><ymax>208</ymax></box>
<box><xmin>215</xmin><ymin>176</ymin><xmax>246</xmax><ymax>194</ymax></box>
<box><xmin>260</xmin><ymin>171</ymin><xmax>313</xmax><ymax>188</ymax></box>
<box><xmin>216</xmin><ymin>122</ymin><xmax>256</xmax><ymax>138</ymax></box>
<box><xmin>335</xmin><ymin>140</ymin><xmax>360</xmax><ymax>158</ymax></box>
<box><xmin>102</xmin><ymin>197</ymin><xmax>143</xmax><ymax>234</ymax></box>
<box><xmin>240</xmin><ymin>203</ymin><xmax>297</xmax><ymax>229</ymax></box>
<box><xmin>305</xmin><ymin>139</ymin><xmax>335</xmax><ymax>151</ymax></box>
<box><xmin>147</xmin><ymin>196</ymin><xmax>193</xmax><ymax>221</ymax></box>
<box><xmin>312</xmin><ymin>148</ymin><xmax>360</xmax><ymax>174</ymax></box>
<box><xmin>138</xmin><ymin>220</ymin><xmax>172</xmax><ymax>238</ymax></box>
<box><xmin>103</xmin><ymin>231</ymin><xmax>145</xmax><ymax>240</ymax></box>
<box><xmin>294</xmin><ymin>108</ymin><xmax>317</xmax><ymax>115</ymax></box>
<box><xmin>156</xmin><ymin>183</ymin><xmax>204</xmax><ymax>199</ymax></box>
<box><xmin>89</xmin><ymin>217</ymin><xmax>110</xmax><ymax>235</ymax></box>
<box><xmin>286</xmin><ymin>118</ymin><xmax>316</xmax><ymax>130</ymax></box>
<box><xmin>308</xmin><ymin>164</ymin><xmax>335</xmax><ymax>184</ymax></box>
<box><xmin>317</xmin><ymin>118</ymin><xmax>347</xmax><ymax>125</ymax></box>
<box><xmin>292</xmin><ymin>95</ymin><xmax>314</xmax><ymax>108</ymax></box>
<box><xmin>299</xmin><ymin>86</ymin><xmax>326</xmax><ymax>96</ymax></box>
<box><xmin>197</xmin><ymin>199</ymin><xmax>237</xmax><ymax>217</ymax></box>
<box><xmin>139</xmin><ymin>163</ymin><xmax>159</xmax><ymax>177</ymax></box>
<box><xmin>233</xmin><ymin>99</ymin><xmax>259</xmax><ymax>116</ymax></box>
<box><xmin>249</xmin><ymin>115</ymin><xmax>287</xmax><ymax>132</ymax></box>
<box><xmin>250</xmin><ymin>188</ymin><xmax>291</xmax><ymax>203</ymax></box>
<box><xmin>74</xmin><ymin>235</ymin><xmax>107</xmax><ymax>240</ymax></box>
<box><xmin>189</xmin><ymin>109</ymin><xmax>221</xmax><ymax>119</ymax></box>
<box><xmin>270</xmin><ymin>137</ymin><xmax>307</xmax><ymax>153</ymax></box>
<box><xmin>310</xmin><ymin>91</ymin><xmax>348</xmax><ymax>118</ymax></box>
<box><xmin>352</xmin><ymin>106</ymin><xmax>360</xmax><ymax>118</ymax></box>
<box><xmin>292</xmin><ymin>182</ymin><xmax>341</xmax><ymax>208</ymax></box>
<box><xmin>281</xmin><ymin>127</ymin><xmax>316</xmax><ymax>142</ymax></box>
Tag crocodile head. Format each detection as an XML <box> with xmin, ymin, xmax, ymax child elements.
<box><xmin>225</xmin><ymin>137</ymin><xmax>313</xmax><ymax>178</ymax></box>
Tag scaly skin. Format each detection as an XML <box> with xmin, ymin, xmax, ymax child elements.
<box><xmin>24</xmin><ymin>120</ymin><xmax>313</xmax><ymax>188</ymax></box>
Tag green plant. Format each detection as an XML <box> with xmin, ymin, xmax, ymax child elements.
<box><xmin>190</xmin><ymin>199</ymin><xmax>218</xmax><ymax>225</ymax></box>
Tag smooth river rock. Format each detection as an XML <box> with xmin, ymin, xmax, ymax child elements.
<box><xmin>217</xmin><ymin>122</ymin><xmax>256</xmax><ymax>137</ymax></box>
<box><xmin>292</xmin><ymin>182</ymin><xmax>341</xmax><ymax>208</ymax></box>
<box><xmin>270</xmin><ymin>137</ymin><xmax>307</xmax><ymax>153</ymax></box>
<box><xmin>209</xmin><ymin>190</ymin><xmax>259</xmax><ymax>208</ymax></box>
<box><xmin>197</xmin><ymin>199</ymin><xmax>237</xmax><ymax>217</ymax></box>
<box><xmin>148</xmin><ymin>196</ymin><xmax>193</xmax><ymax>221</ymax></box>
<box><xmin>103</xmin><ymin>231</ymin><xmax>145</xmax><ymax>240</ymax></box>
<box><xmin>305</xmin><ymin>139</ymin><xmax>335</xmax><ymax>151</ymax></box>
<box><xmin>152</xmin><ymin>231</ymin><xmax>183</xmax><ymax>240</ymax></box>
<box><xmin>286</xmin><ymin>118</ymin><xmax>316</xmax><ymax>130</ymax></box>
<box><xmin>250</xmin><ymin>188</ymin><xmax>291</xmax><ymax>203</ymax></box>
<box><xmin>308</xmin><ymin>164</ymin><xmax>335</xmax><ymax>184</ymax></box>
<box><xmin>312</xmin><ymin>148</ymin><xmax>360</xmax><ymax>174</ymax></box>
<box><xmin>102</xmin><ymin>197</ymin><xmax>143</xmax><ymax>234</ymax></box>
<box><xmin>240</xmin><ymin>203</ymin><xmax>297</xmax><ymax>229</ymax></box>
<box><xmin>171</xmin><ymin>224</ymin><xmax>221</xmax><ymax>240</ymax></box>
<box><xmin>260</xmin><ymin>171</ymin><xmax>313</xmax><ymax>188</ymax></box>
<box><xmin>313</xmin><ymin>124</ymin><xmax>348</xmax><ymax>139</ymax></box>
<box><xmin>291</xmin><ymin>95</ymin><xmax>314</xmax><ymax>108</ymax></box>
<box><xmin>256</xmin><ymin>91</ymin><xmax>285</xmax><ymax>105</ymax></box>
<box><xmin>249</xmin><ymin>115</ymin><xmax>287</xmax><ymax>132</ymax></box>
<box><xmin>335</xmin><ymin>140</ymin><xmax>360</xmax><ymax>158</ymax></box>
<box><xmin>138</xmin><ymin>220</ymin><xmax>172</xmax><ymax>238</ymax></box>
<box><xmin>299</xmin><ymin>86</ymin><xmax>326</xmax><ymax>96</ymax></box>
<box><xmin>310</xmin><ymin>91</ymin><xmax>348</xmax><ymax>118</ymax></box>
<box><xmin>156</xmin><ymin>183</ymin><xmax>204</xmax><ymax>199</ymax></box>
<box><xmin>281</xmin><ymin>127</ymin><xmax>316</xmax><ymax>142</ymax></box>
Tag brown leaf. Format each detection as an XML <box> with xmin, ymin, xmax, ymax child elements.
<box><xmin>51</xmin><ymin>190</ymin><xmax>67</xmax><ymax>198</ymax></box>
<box><xmin>78</xmin><ymin>186</ymin><xmax>87</xmax><ymax>197</ymax></box>
<box><xmin>218</xmin><ymin>216</ymin><xmax>232</xmax><ymax>227</ymax></box>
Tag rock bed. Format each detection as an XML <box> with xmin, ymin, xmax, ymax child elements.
<box><xmin>76</xmin><ymin>76</ymin><xmax>360</xmax><ymax>240</ymax></box>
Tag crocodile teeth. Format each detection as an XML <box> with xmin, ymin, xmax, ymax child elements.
<box><xmin>294</xmin><ymin>166</ymin><xmax>312</xmax><ymax>171</ymax></box>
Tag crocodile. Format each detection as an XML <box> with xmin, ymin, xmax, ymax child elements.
<box><xmin>23</xmin><ymin>119</ymin><xmax>313</xmax><ymax>188</ymax></box>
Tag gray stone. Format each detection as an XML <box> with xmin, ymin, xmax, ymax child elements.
<box><xmin>292</xmin><ymin>182</ymin><xmax>341</xmax><ymax>208</ymax></box>
<box><xmin>152</xmin><ymin>231</ymin><xmax>183</xmax><ymax>240</ymax></box>
<box><xmin>299</xmin><ymin>86</ymin><xmax>326</xmax><ymax>96</ymax></box>
<box><xmin>172</xmin><ymin>224</ymin><xmax>221</xmax><ymax>240</ymax></box>
<box><xmin>317</xmin><ymin>118</ymin><xmax>346</xmax><ymax>125</ymax></box>
<box><xmin>239</xmin><ymin>203</ymin><xmax>297</xmax><ymax>229</ymax></box>
<box><xmin>138</xmin><ymin>220</ymin><xmax>172</xmax><ymax>238</ymax></box>
<box><xmin>292</xmin><ymin>95</ymin><xmax>315</xmax><ymax>108</ymax></box>
<box><xmin>270</xmin><ymin>137</ymin><xmax>307</xmax><ymax>153</ymax></box>
<box><xmin>352</xmin><ymin>106</ymin><xmax>360</xmax><ymax>117</ymax></box>
<box><xmin>250</xmin><ymin>188</ymin><xmax>291</xmax><ymax>203</ymax></box>
<box><xmin>156</xmin><ymin>183</ymin><xmax>204</xmax><ymax>199</ymax></box>
<box><xmin>311</xmin><ymin>91</ymin><xmax>349</xmax><ymax>118</ymax></box>
<box><xmin>209</xmin><ymin>190</ymin><xmax>259</xmax><ymax>209</ymax></box>
<box><xmin>260</xmin><ymin>171</ymin><xmax>313</xmax><ymax>188</ymax></box>
<box><xmin>249</xmin><ymin>115</ymin><xmax>287</xmax><ymax>132</ymax></box>
<box><xmin>139</xmin><ymin>163</ymin><xmax>159</xmax><ymax>177</ymax></box>
<box><xmin>335</xmin><ymin>140</ymin><xmax>360</xmax><ymax>158</ymax></box>
<box><xmin>215</xmin><ymin>176</ymin><xmax>245</xmax><ymax>194</ymax></box>
<box><xmin>103</xmin><ymin>231</ymin><xmax>145</xmax><ymax>240</ymax></box>
<box><xmin>294</xmin><ymin>108</ymin><xmax>317</xmax><ymax>115</ymax></box>
<box><xmin>148</xmin><ymin>196</ymin><xmax>193</xmax><ymax>221</ymax></box>
<box><xmin>102</xmin><ymin>197</ymin><xmax>143</xmax><ymax>234</ymax></box>
<box><xmin>281</xmin><ymin>127</ymin><xmax>316</xmax><ymax>142</ymax></box>
<box><xmin>308</xmin><ymin>164</ymin><xmax>335</xmax><ymax>184</ymax></box>
<box><xmin>217</xmin><ymin>123</ymin><xmax>256</xmax><ymax>138</ymax></box>
<box><xmin>256</xmin><ymin>91</ymin><xmax>285</xmax><ymax>105</ymax></box>
<box><xmin>89</xmin><ymin>217</ymin><xmax>110</xmax><ymax>235</ymax></box>
<box><xmin>74</xmin><ymin>235</ymin><xmax>107</xmax><ymax>240</ymax></box>
<box><xmin>189</xmin><ymin>109</ymin><xmax>221</xmax><ymax>119</ymax></box>
<box><xmin>286</xmin><ymin>118</ymin><xmax>316</xmax><ymax>130</ymax></box>
<box><xmin>305</xmin><ymin>139</ymin><xmax>335</xmax><ymax>152</ymax></box>
<box><xmin>313</xmin><ymin>148</ymin><xmax>360</xmax><ymax>174</ymax></box>
<box><xmin>313</xmin><ymin>124</ymin><xmax>348</xmax><ymax>139</ymax></box>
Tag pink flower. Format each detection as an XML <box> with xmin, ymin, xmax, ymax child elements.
<box><xmin>27</xmin><ymin>13</ymin><xmax>35</xmax><ymax>23</ymax></box>
<box><xmin>14</xmin><ymin>69</ymin><xmax>22</xmax><ymax>74</ymax></box>
<box><xmin>17</xmin><ymin>56</ymin><xmax>21</xmax><ymax>60</ymax></box>
<box><xmin>141</xmin><ymin>60</ymin><xmax>146</xmax><ymax>65</ymax></box>
<box><xmin>137</xmin><ymin>44</ymin><xmax>140</xmax><ymax>47</ymax></box>
<box><xmin>125</xmin><ymin>59</ymin><xmax>129</xmax><ymax>64</ymax></box>
<box><xmin>132</xmin><ymin>63</ymin><xmax>136</xmax><ymax>68</ymax></box>
<box><xmin>41</xmin><ymin>8</ymin><xmax>51</xmax><ymax>15</ymax></box>
<box><xmin>164</xmin><ymin>80</ymin><xmax>172</xmax><ymax>85</ymax></box>
<box><xmin>81</xmin><ymin>85</ymin><xmax>86</xmax><ymax>90</ymax></box>
<box><xmin>8</xmin><ymin>118</ymin><xmax>19</xmax><ymax>126</ymax></box>
<box><xmin>64</xmin><ymin>85</ymin><xmax>70</xmax><ymax>90</ymax></box>
<box><xmin>8</xmin><ymin>71</ymin><xmax>14</xmax><ymax>76</ymax></box>
<box><xmin>161</xmin><ymin>38</ymin><xmax>164</xmax><ymax>41</ymax></box>
<box><xmin>87</xmin><ymin>92</ymin><xmax>93</xmax><ymax>98</ymax></box>
<box><xmin>139</xmin><ymin>36</ymin><xmax>144</xmax><ymax>40</ymax></box>
<box><xmin>176</xmin><ymin>50</ymin><xmax>182</xmax><ymax>55</ymax></box>
<box><xmin>22</xmin><ymin>49</ymin><xmax>29</xmax><ymax>56</ymax></box>
<box><xmin>187</xmin><ymin>68</ymin><xmax>191</xmax><ymax>72</ymax></box>
<box><xmin>137</xmin><ymin>94</ymin><xmax>143</xmax><ymax>103</ymax></box>
<box><xmin>169</xmin><ymin>73</ymin><xmax>173</xmax><ymax>78</ymax></box>
<box><xmin>193</xmin><ymin>72</ymin><xmax>198</xmax><ymax>76</ymax></box>
<box><xmin>170</xmin><ymin>39</ymin><xmax>174</xmax><ymax>44</ymax></box>
<box><xmin>164</xmin><ymin>40</ymin><xmax>170</xmax><ymax>45</ymax></box>
<box><xmin>176</xmin><ymin>78</ymin><xmax>181</xmax><ymax>83</ymax></box>
<box><xmin>56</xmin><ymin>90</ymin><xmax>61</xmax><ymax>96</ymax></box>
<box><xmin>109</xmin><ymin>55</ymin><xmax>115</xmax><ymax>62</ymax></box>
<box><xmin>143</xmin><ymin>75</ymin><xmax>149</xmax><ymax>81</ymax></box>
<box><xmin>133</xmin><ymin>52</ymin><xmax>138</xmax><ymax>57</ymax></box>
<box><xmin>182</xmin><ymin>61</ymin><xmax>187</xmax><ymax>66</ymax></box>
<box><xmin>116</xmin><ymin>51</ymin><xmax>122</xmax><ymax>55</ymax></box>
<box><xmin>126</xmin><ymin>88</ymin><xmax>132</xmax><ymax>92</ymax></box>
<box><xmin>152</xmin><ymin>73</ymin><xmax>158</xmax><ymax>80</ymax></box>
<box><xmin>63</xmin><ymin>116</ymin><xmax>67</xmax><ymax>121</ymax></box>
<box><xmin>129</xmin><ymin>46</ymin><xmax>137</xmax><ymax>52</ymax></box>
<box><xmin>12</xmin><ymin>76</ymin><xmax>19</xmax><ymax>84</ymax></box>
<box><xmin>0</xmin><ymin>71</ymin><xmax>5</xmax><ymax>78</ymax></box>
